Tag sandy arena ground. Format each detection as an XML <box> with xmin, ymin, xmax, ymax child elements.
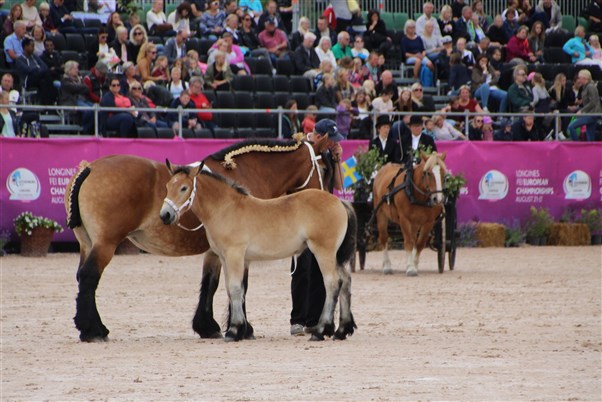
<box><xmin>1</xmin><ymin>247</ymin><xmax>601</xmax><ymax>401</ymax></box>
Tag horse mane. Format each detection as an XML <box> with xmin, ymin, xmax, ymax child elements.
<box><xmin>208</xmin><ymin>137</ymin><xmax>306</xmax><ymax>169</ymax></box>
<box><xmin>200</xmin><ymin>170</ymin><xmax>250</xmax><ymax>196</ymax></box>
<box><xmin>423</xmin><ymin>153</ymin><xmax>447</xmax><ymax>173</ymax></box>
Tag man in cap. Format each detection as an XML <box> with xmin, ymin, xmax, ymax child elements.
<box><xmin>258</xmin><ymin>16</ymin><xmax>289</xmax><ymax>65</ymax></box>
<box><xmin>400</xmin><ymin>115</ymin><xmax>437</xmax><ymax>166</ymax></box>
<box><xmin>290</xmin><ymin>118</ymin><xmax>343</xmax><ymax>337</ymax></box>
<box><xmin>369</xmin><ymin>115</ymin><xmax>399</xmax><ymax>163</ymax></box>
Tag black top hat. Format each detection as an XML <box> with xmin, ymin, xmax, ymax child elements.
<box><xmin>375</xmin><ymin>115</ymin><xmax>391</xmax><ymax>128</ymax></box>
<box><xmin>408</xmin><ymin>115</ymin><xmax>424</xmax><ymax>126</ymax></box>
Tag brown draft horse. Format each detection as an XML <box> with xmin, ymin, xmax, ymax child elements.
<box><xmin>160</xmin><ymin>161</ymin><xmax>357</xmax><ymax>342</ymax></box>
<box><xmin>372</xmin><ymin>152</ymin><xmax>447</xmax><ymax>276</ymax></box>
<box><xmin>65</xmin><ymin>137</ymin><xmax>334</xmax><ymax>342</ymax></box>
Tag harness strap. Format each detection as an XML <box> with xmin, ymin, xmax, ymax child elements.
<box><xmin>293</xmin><ymin>141</ymin><xmax>324</xmax><ymax>191</ymax></box>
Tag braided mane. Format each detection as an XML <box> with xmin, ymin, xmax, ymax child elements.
<box><xmin>209</xmin><ymin>135</ymin><xmax>306</xmax><ymax>169</ymax></box>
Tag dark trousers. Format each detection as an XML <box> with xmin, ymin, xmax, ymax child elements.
<box><xmin>290</xmin><ymin>248</ymin><xmax>325</xmax><ymax>327</ymax></box>
<box><xmin>105</xmin><ymin>113</ymin><xmax>137</xmax><ymax>138</ymax></box>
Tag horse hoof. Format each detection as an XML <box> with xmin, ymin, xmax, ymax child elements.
<box><xmin>224</xmin><ymin>335</ymin><xmax>238</xmax><ymax>342</ymax></box>
<box><xmin>200</xmin><ymin>331</ymin><xmax>223</xmax><ymax>339</ymax></box>
<box><xmin>406</xmin><ymin>269</ymin><xmax>418</xmax><ymax>277</ymax></box>
<box><xmin>309</xmin><ymin>334</ymin><xmax>324</xmax><ymax>341</ymax></box>
<box><xmin>333</xmin><ymin>330</ymin><xmax>347</xmax><ymax>340</ymax></box>
<box><xmin>383</xmin><ymin>268</ymin><xmax>393</xmax><ymax>275</ymax></box>
<box><xmin>81</xmin><ymin>335</ymin><xmax>109</xmax><ymax>343</ymax></box>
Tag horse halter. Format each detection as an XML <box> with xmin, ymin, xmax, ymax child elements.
<box><xmin>163</xmin><ymin>163</ymin><xmax>210</xmax><ymax>232</ymax></box>
<box><xmin>293</xmin><ymin>141</ymin><xmax>324</xmax><ymax>191</ymax></box>
<box><xmin>413</xmin><ymin>164</ymin><xmax>445</xmax><ymax>206</ymax></box>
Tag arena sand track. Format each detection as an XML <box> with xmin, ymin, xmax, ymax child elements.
<box><xmin>1</xmin><ymin>247</ymin><xmax>601</xmax><ymax>401</ymax></box>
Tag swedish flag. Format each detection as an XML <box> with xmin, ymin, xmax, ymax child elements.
<box><xmin>341</xmin><ymin>156</ymin><xmax>363</xmax><ymax>188</ymax></box>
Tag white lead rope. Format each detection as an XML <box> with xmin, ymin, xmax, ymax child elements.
<box><xmin>293</xmin><ymin>141</ymin><xmax>324</xmax><ymax>191</ymax></box>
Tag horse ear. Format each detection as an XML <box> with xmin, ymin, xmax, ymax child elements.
<box><xmin>440</xmin><ymin>152</ymin><xmax>447</xmax><ymax>161</ymax></box>
<box><xmin>191</xmin><ymin>161</ymin><xmax>204</xmax><ymax>176</ymax></box>
<box><xmin>166</xmin><ymin>159</ymin><xmax>174</xmax><ymax>175</ymax></box>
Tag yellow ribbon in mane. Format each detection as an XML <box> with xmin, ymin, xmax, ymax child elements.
<box><xmin>222</xmin><ymin>133</ymin><xmax>306</xmax><ymax>169</ymax></box>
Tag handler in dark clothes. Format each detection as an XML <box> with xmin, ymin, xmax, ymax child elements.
<box><xmin>290</xmin><ymin>118</ymin><xmax>344</xmax><ymax>337</ymax></box>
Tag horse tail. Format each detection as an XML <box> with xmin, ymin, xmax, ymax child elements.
<box><xmin>66</xmin><ymin>162</ymin><xmax>91</xmax><ymax>229</ymax></box>
<box><xmin>336</xmin><ymin>201</ymin><xmax>357</xmax><ymax>266</ymax></box>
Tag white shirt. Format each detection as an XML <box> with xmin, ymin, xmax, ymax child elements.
<box><xmin>146</xmin><ymin>10</ymin><xmax>168</xmax><ymax>31</ymax></box>
<box><xmin>314</xmin><ymin>46</ymin><xmax>337</xmax><ymax>69</ymax></box>
<box><xmin>415</xmin><ymin>15</ymin><xmax>441</xmax><ymax>38</ymax></box>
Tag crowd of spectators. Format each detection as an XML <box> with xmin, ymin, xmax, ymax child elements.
<box><xmin>0</xmin><ymin>0</ymin><xmax>600</xmax><ymax>143</ymax></box>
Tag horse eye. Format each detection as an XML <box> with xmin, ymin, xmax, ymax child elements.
<box><xmin>181</xmin><ymin>186</ymin><xmax>188</xmax><ymax>193</ymax></box>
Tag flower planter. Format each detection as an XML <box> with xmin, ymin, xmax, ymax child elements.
<box><xmin>20</xmin><ymin>227</ymin><xmax>54</xmax><ymax>257</ymax></box>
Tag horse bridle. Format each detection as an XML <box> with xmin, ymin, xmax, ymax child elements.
<box><xmin>292</xmin><ymin>141</ymin><xmax>324</xmax><ymax>191</ymax></box>
<box><xmin>163</xmin><ymin>163</ymin><xmax>210</xmax><ymax>232</ymax></box>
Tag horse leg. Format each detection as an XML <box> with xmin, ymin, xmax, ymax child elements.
<box><xmin>241</xmin><ymin>263</ymin><xmax>255</xmax><ymax>340</ymax></box>
<box><xmin>376</xmin><ymin>211</ymin><xmax>392</xmax><ymax>274</ymax></box>
<box><xmin>398</xmin><ymin>217</ymin><xmax>418</xmax><ymax>277</ymax></box>
<box><xmin>73</xmin><ymin>244</ymin><xmax>115</xmax><ymax>342</ymax></box>
<box><xmin>192</xmin><ymin>251</ymin><xmax>223</xmax><ymax>339</ymax></box>
<box><xmin>413</xmin><ymin>221</ymin><xmax>437</xmax><ymax>275</ymax></box>
<box><xmin>222</xmin><ymin>251</ymin><xmax>248</xmax><ymax>342</ymax></box>
<box><xmin>307</xmin><ymin>249</ymin><xmax>339</xmax><ymax>341</ymax></box>
<box><xmin>334</xmin><ymin>264</ymin><xmax>356</xmax><ymax>340</ymax></box>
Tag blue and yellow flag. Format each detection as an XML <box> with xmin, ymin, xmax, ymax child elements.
<box><xmin>341</xmin><ymin>156</ymin><xmax>363</xmax><ymax>188</ymax></box>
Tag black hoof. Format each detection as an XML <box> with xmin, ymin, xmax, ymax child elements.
<box><xmin>76</xmin><ymin>318</ymin><xmax>110</xmax><ymax>342</ymax></box>
<box><xmin>323</xmin><ymin>323</ymin><xmax>335</xmax><ymax>337</ymax></box>
<box><xmin>193</xmin><ymin>317</ymin><xmax>222</xmax><ymax>339</ymax></box>
<box><xmin>309</xmin><ymin>333</ymin><xmax>324</xmax><ymax>341</ymax></box>
<box><xmin>224</xmin><ymin>329</ymin><xmax>243</xmax><ymax>342</ymax></box>
<box><xmin>244</xmin><ymin>322</ymin><xmax>255</xmax><ymax>340</ymax></box>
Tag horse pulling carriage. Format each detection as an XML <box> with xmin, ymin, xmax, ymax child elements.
<box><xmin>355</xmin><ymin>151</ymin><xmax>458</xmax><ymax>275</ymax></box>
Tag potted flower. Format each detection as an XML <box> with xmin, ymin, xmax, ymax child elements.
<box><xmin>525</xmin><ymin>206</ymin><xmax>553</xmax><ymax>246</ymax></box>
<box><xmin>13</xmin><ymin>211</ymin><xmax>63</xmax><ymax>257</ymax></box>
<box><xmin>578</xmin><ymin>208</ymin><xmax>602</xmax><ymax>245</ymax></box>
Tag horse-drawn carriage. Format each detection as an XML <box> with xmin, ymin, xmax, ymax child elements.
<box><xmin>353</xmin><ymin>151</ymin><xmax>459</xmax><ymax>275</ymax></box>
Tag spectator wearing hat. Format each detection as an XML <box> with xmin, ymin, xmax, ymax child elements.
<box><xmin>290</xmin><ymin>118</ymin><xmax>343</xmax><ymax>337</ymax></box>
<box><xmin>258</xmin><ymin>16</ymin><xmax>289</xmax><ymax>65</ymax></box>
<box><xmin>400</xmin><ymin>114</ymin><xmax>437</xmax><ymax>166</ymax></box>
<box><xmin>16</xmin><ymin>36</ymin><xmax>58</xmax><ymax>105</ymax></box>
<box><xmin>370</xmin><ymin>115</ymin><xmax>399</xmax><ymax>163</ymax></box>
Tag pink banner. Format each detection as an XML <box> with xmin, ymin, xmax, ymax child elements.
<box><xmin>1</xmin><ymin>138</ymin><xmax>601</xmax><ymax>242</ymax></box>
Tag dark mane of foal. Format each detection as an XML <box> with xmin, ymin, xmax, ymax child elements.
<box><xmin>208</xmin><ymin>138</ymin><xmax>302</xmax><ymax>161</ymax></box>
<box><xmin>172</xmin><ymin>165</ymin><xmax>250</xmax><ymax>196</ymax></box>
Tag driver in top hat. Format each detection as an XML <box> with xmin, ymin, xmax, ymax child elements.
<box><xmin>400</xmin><ymin>115</ymin><xmax>437</xmax><ymax>166</ymax></box>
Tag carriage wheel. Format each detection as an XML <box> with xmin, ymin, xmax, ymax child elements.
<box><xmin>437</xmin><ymin>216</ymin><xmax>446</xmax><ymax>274</ymax></box>
<box><xmin>448</xmin><ymin>231</ymin><xmax>457</xmax><ymax>270</ymax></box>
<box><xmin>446</xmin><ymin>200</ymin><xmax>458</xmax><ymax>271</ymax></box>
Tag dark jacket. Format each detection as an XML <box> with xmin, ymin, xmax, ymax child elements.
<box><xmin>292</xmin><ymin>45</ymin><xmax>320</xmax><ymax>75</ymax></box>
<box><xmin>15</xmin><ymin>53</ymin><xmax>48</xmax><ymax>88</ymax></box>
<box><xmin>507</xmin><ymin>82</ymin><xmax>533</xmax><ymax>112</ymax></box>
<box><xmin>400</xmin><ymin>132</ymin><xmax>437</xmax><ymax>166</ymax></box>
<box><xmin>60</xmin><ymin>75</ymin><xmax>89</xmax><ymax>106</ymax></box>
<box><xmin>315</xmin><ymin>85</ymin><xmax>337</xmax><ymax>109</ymax></box>
<box><xmin>370</xmin><ymin>134</ymin><xmax>400</xmax><ymax>164</ymax></box>
<box><xmin>512</xmin><ymin>118</ymin><xmax>542</xmax><ymax>141</ymax></box>
<box><xmin>166</xmin><ymin>97</ymin><xmax>198</xmax><ymax>127</ymax></box>
<box><xmin>164</xmin><ymin>37</ymin><xmax>187</xmax><ymax>64</ymax></box>
<box><xmin>40</xmin><ymin>50</ymin><xmax>63</xmax><ymax>81</ymax></box>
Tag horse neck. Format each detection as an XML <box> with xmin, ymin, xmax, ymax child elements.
<box><xmin>411</xmin><ymin>162</ymin><xmax>432</xmax><ymax>202</ymax></box>
<box><xmin>192</xmin><ymin>173</ymin><xmax>242</xmax><ymax>224</ymax></box>
<box><xmin>205</xmin><ymin>149</ymin><xmax>317</xmax><ymax>198</ymax></box>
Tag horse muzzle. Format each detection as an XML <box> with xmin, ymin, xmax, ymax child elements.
<box><xmin>159</xmin><ymin>201</ymin><xmax>178</xmax><ymax>225</ymax></box>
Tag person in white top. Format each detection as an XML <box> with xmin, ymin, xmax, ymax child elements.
<box><xmin>415</xmin><ymin>2</ymin><xmax>441</xmax><ymax>38</ymax></box>
<box><xmin>167</xmin><ymin>2</ymin><xmax>191</xmax><ymax>33</ymax></box>
<box><xmin>146</xmin><ymin>0</ymin><xmax>172</xmax><ymax>35</ymax></box>
<box><xmin>21</xmin><ymin>0</ymin><xmax>42</xmax><ymax>28</ymax></box>
<box><xmin>314</xmin><ymin>36</ymin><xmax>337</xmax><ymax>70</ymax></box>
<box><xmin>432</xmin><ymin>113</ymin><xmax>466</xmax><ymax>140</ymax></box>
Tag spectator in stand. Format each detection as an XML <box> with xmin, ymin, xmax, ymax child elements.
<box><xmin>590</xmin><ymin>34</ymin><xmax>602</xmax><ymax>62</ymax></box>
<box><xmin>167</xmin><ymin>1</ymin><xmax>192</xmax><ymax>34</ymax></box>
<box><xmin>334</xmin><ymin>68</ymin><xmax>354</xmax><ymax>102</ymax></box>
<box><xmin>332</xmin><ymin>31</ymin><xmax>352</xmax><ymax>61</ymax></box>
<box><xmin>164</xmin><ymin>28</ymin><xmax>189</xmax><ymax>65</ymax></box>
<box><xmin>301</xmin><ymin>104</ymin><xmax>317</xmax><ymax>134</ymax></box>
<box><xmin>397</xmin><ymin>87</ymin><xmax>413</xmax><ymax>112</ymax></box>
<box><xmin>281</xmin><ymin>99</ymin><xmax>300</xmax><ymax>139</ymax></box>
<box><xmin>422</xmin><ymin>20</ymin><xmax>444</xmax><ymax>63</ymax></box>
<box><xmin>128</xmin><ymin>82</ymin><xmax>169</xmax><ymax>130</ymax></box>
<box><xmin>436</xmin><ymin>35</ymin><xmax>454</xmax><ymax>81</ymax></box>
<box><xmin>16</xmin><ymin>37</ymin><xmax>57</xmax><ymax>105</ymax></box>
<box><xmin>455</xmin><ymin>37</ymin><xmax>475</xmax><ymax>67</ymax></box>
<box><xmin>410</xmin><ymin>82</ymin><xmax>435</xmax><ymax>112</ymax></box>
<box><xmin>535</xmin><ymin>0</ymin><xmax>563</xmax><ymax>33</ymax></box>
<box><xmin>258</xmin><ymin>17</ymin><xmax>289</xmax><ymax>66</ymax></box>
<box><xmin>83</xmin><ymin>61</ymin><xmax>109</xmax><ymax>104</ymax></box>
<box><xmin>209</xmin><ymin>32</ymin><xmax>250</xmax><ymax>74</ymax></box>
<box><xmin>293</xmin><ymin>31</ymin><xmax>320</xmax><ymax>78</ymax></box>
<box><xmin>549</xmin><ymin>72</ymin><xmax>574</xmax><ymax>114</ymax></box>
<box><xmin>506</xmin><ymin>25</ymin><xmax>537</xmax><ymax>63</ymax></box>
<box><xmin>200</xmin><ymin>0</ymin><xmax>225</xmax><ymax>40</ymax></box>
<box><xmin>507</xmin><ymin>64</ymin><xmax>533</xmax><ymax>112</ymax></box>
<box><xmin>128</xmin><ymin>25</ymin><xmax>148</xmax><ymax>64</ymax></box>
<box><xmin>350</xmin><ymin>35</ymin><xmax>369</xmax><ymax>61</ymax></box>
<box><xmin>487</xmin><ymin>15</ymin><xmax>509</xmax><ymax>46</ymax></box>
<box><xmin>183</xmin><ymin>49</ymin><xmax>206</xmax><ymax>80</ymax></box>
<box><xmin>528</xmin><ymin>21</ymin><xmax>546</xmax><ymax>62</ymax></box>
<box><xmin>40</xmin><ymin>37</ymin><xmax>62</xmax><ymax>82</ymax></box>
<box><xmin>454</xmin><ymin>6</ymin><xmax>477</xmax><ymax>45</ymax></box>
<box><xmin>290</xmin><ymin>16</ymin><xmax>310</xmax><ymax>51</ymax></box>
<box><xmin>31</xmin><ymin>25</ymin><xmax>45</xmax><ymax>57</ymax></box>
<box><xmin>223</xmin><ymin>0</ymin><xmax>238</xmax><ymax>17</ymax></box>
<box><xmin>472</xmin><ymin>0</ymin><xmax>490</xmax><ymax>31</ymax></box>
<box><xmin>239</xmin><ymin>0</ymin><xmax>263</xmax><ymax>21</ymax></box>
<box><xmin>60</xmin><ymin>60</ymin><xmax>94</xmax><ymax>133</ymax></box>
<box><xmin>38</xmin><ymin>2</ymin><xmax>56</xmax><ymax>34</ymax></box>
<box><xmin>416</xmin><ymin>2</ymin><xmax>441</xmax><ymax>38</ymax></box>
<box><xmin>375</xmin><ymin>69</ymin><xmax>398</xmax><ymax>104</ymax></box>
<box><xmin>489</xmin><ymin>47</ymin><xmax>504</xmax><ymax>71</ymax></box>
<box><xmin>455</xmin><ymin>84</ymin><xmax>484</xmax><ymax>115</ymax></box>
<box><xmin>276</xmin><ymin>0</ymin><xmax>293</xmax><ymax>34</ymax></box>
<box><xmin>120</xmin><ymin>61</ymin><xmax>139</xmax><ymax>93</ymax></box>
<box><xmin>568</xmin><ymin>69</ymin><xmax>602</xmax><ymax>141</ymax></box>
<box><xmin>0</xmin><ymin>92</ymin><xmax>20</xmax><ymax>137</ymax></box>
<box><xmin>472</xmin><ymin>14</ymin><xmax>488</xmax><ymax>43</ymax></box>
<box><xmin>146</xmin><ymin>0</ymin><xmax>174</xmax><ymax>36</ymax></box>
<box><xmin>371</xmin><ymin>87</ymin><xmax>394</xmax><ymax>115</ymax></box>
<box><xmin>348</xmin><ymin>57</ymin><xmax>366</xmax><ymax>87</ymax></box>
<box><xmin>238</xmin><ymin>11</ymin><xmax>262</xmax><ymax>50</ymax></box>
<box><xmin>438</xmin><ymin>5</ymin><xmax>456</xmax><ymax>39</ymax></box>
<box><xmin>99</xmin><ymin>76</ymin><xmax>137</xmax><ymax>137</ymax></box>
<box><xmin>49</xmin><ymin>0</ymin><xmax>75</xmax><ymax>33</ymax></box>
<box><xmin>188</xmin><ymin>76</ymin><xmax>216</xmax><ymax>133</ymax></box>
<box><xmin>257</xmin><ymin>1</ymin><xmax>283</xmax><ymax>34</ymax></box>
<box><xmin>4</xmin><ymin>21</ymin><xmax>27</xmax><ymax>68</ymax></box>
<box><xmin>106</xmin><ymin>11</ymin><xmax>123</xmax><ymax>44</ymax></box>
<box><xmin>312</xmin><ymin>15</ymin><xmax>336</xmax><ymax>48</ymax></box>
<box><xmin>22</xmin><ymin>0</ymin><xmax>42</xmax><ymax>29</ymax></box>
<box><xmin>167</xmin><ymin>89</ymin><xmax>202</xmax><ymax>136</ymax></box>
<box><xmin>3</xmin><ymin>4</ymin><xmax>22</xmax><ymax>38</ymax></box>
<box><xmin>188</xmin><ymin>0</ymin><xmax>206</xmax><ymax>22</ymax></box>
<box><xmin>167</xmin><ymin>66</ymin><xmax>187</xmax><ymax>97</ymax></box>
<box><xmin>315</xmin><ymin>72</ymin><xmax>337</xmax><ymax>113</ymax></box>
<box><xmin>432</xmin><ymin>112</ymin><xmax>466</xmax><ymax>140</ymax></box>
<box><xmin>563</xmin><ymin>26</ymin><xmax>602</xmax><ymax>66</ymax></box>
<box><xmin>1</xmin><ymin>73</ymin><xmax>20</xmax><ymax>108</ymax></box>
<box><xmin>314</xmin><ymin>35</ymin><xmax>337</xmax><ymax>69</ymax></box>
<box><xmin>94</xmin><ymin>28</ymin><xmax>120</xmax><ymax>70</ymax></box>
<box><xmin>204</xmin><ymin>50</ymin><xmax>233</xmax><ymax>91</ymax></box>
<box><xmin>401</xmin><ymin>19</ymin><xmax>429</xmax><ymax>79</ymax></box>
<box><xmin>224</xmin><ymin>13</ymin><xmax>241</xmax><ymax>43</ymax></box>
<box><xmin>502</xmin><ymin>7</ymin><xmax>520</xmax><ymax>39</ymax></box>
<box><xmin>472</xmin><ymin>53</ymin><xmax>507</xmax><ymax>112</ymax></box>
<box><xmin>370</xmin><ymin>115</ymin><xmax>398</xmax><ymax>162</ymax></box>
<box><xmin>512</xmin><ymin>111</ymin><xmax>543</xmax><ymax>141</ymax></box>
<box><xmin>331</xmin><ymin>0</ymin><xmax>352</xmax><ymax>34</ymax></box>
<box><xmin>449</xmin><ymin>52</ymin><xmax>470</xmax><ymax>93</ymax></box>
<box><xmin>584</xmin><ymin>0</ymin><xmax>602</xmax><ymax>33</ymax></box>
<box><xmin>151</xmin><ymin>55</ymin><xmax>170</xmax><ymax>84</ymax></box>
<box><xmin>136</xmin><ymin>43</ymin><xmax>162</xmax><ymax>85</ymax></box>
<box><xmin>467</xmin><ymin>115</ymin><xmax>484</xmax><ymax>140</ymax></box>
<box><xmin>364</xmin><ymin>10</ymin><xmax>392</xmax><ymax>57</ymax></box>
<box><xmin>351</xmin><ymin>88</ymin><xmax>371</xmax><ymax>138</ymax></box>
<box><xmin>472</xmin><ymin>36</ymin><xmax>491</xmax><ymax>59</ymax></box>
<box><xmin>110</xmin><ymin>26</ymin><xmax>129</xmax><ymax>66</ymax></box>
